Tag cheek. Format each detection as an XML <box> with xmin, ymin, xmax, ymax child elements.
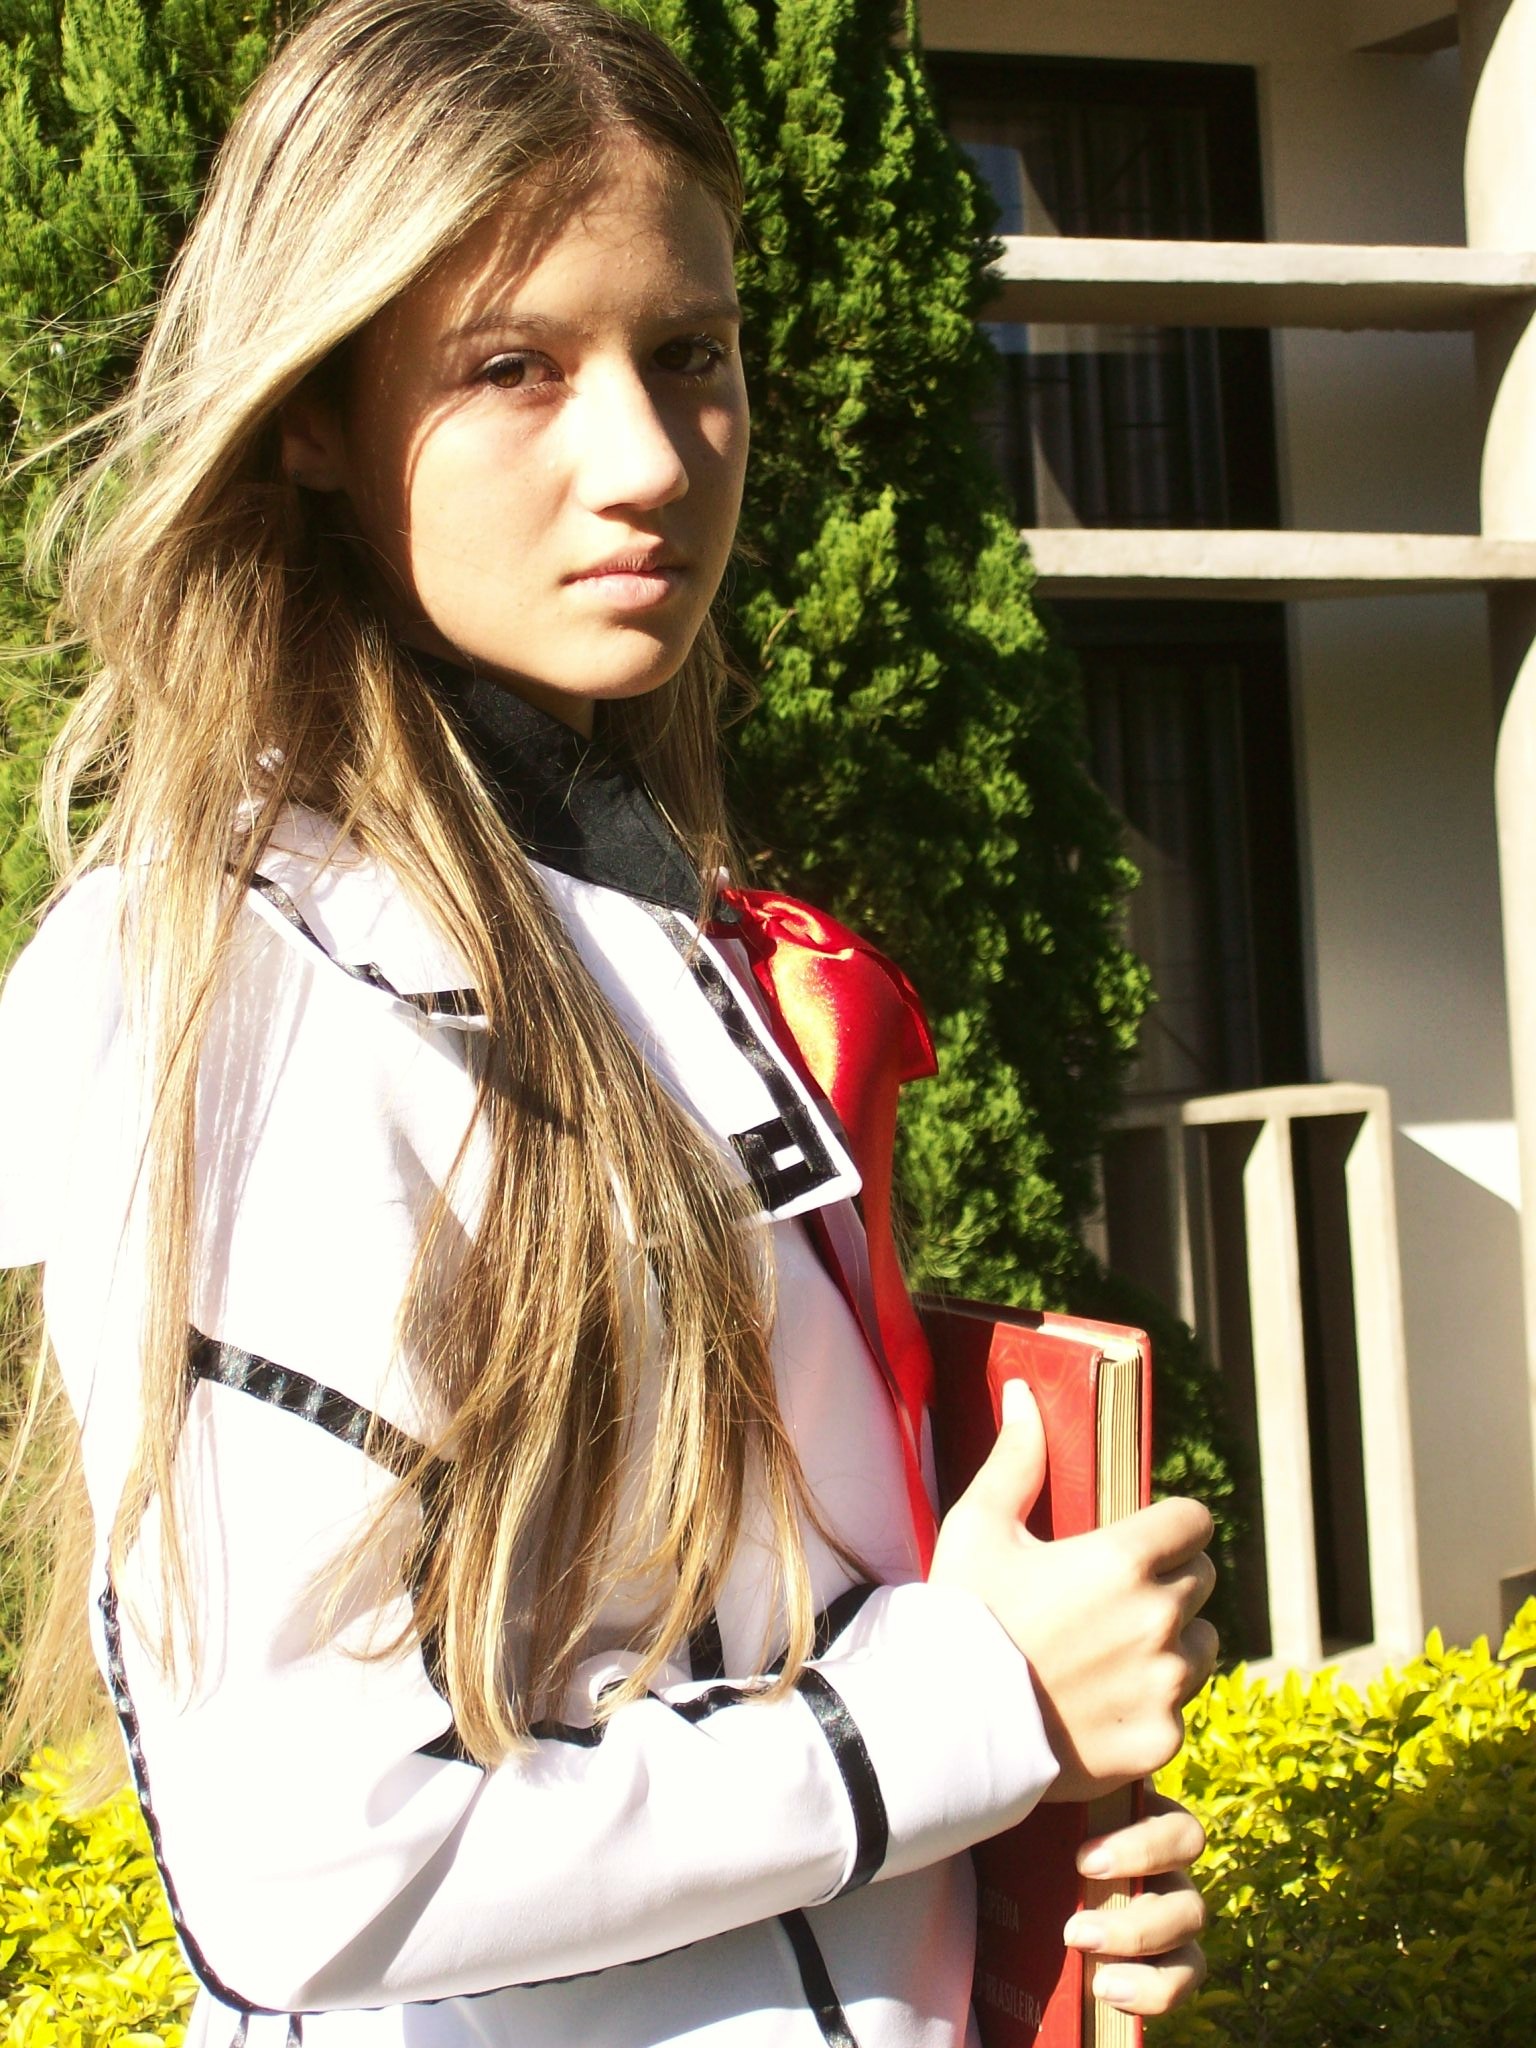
<box><xmin>700</xmin><ymin>399</ymin><xmax>750</xmax><ymax>534</ymax></box>
<box><xmin>714</xmin><ymin>385</ymin><xmax>750</xmax><ymax>476</ymax></box>
<box><xmin>398</xmin><ymin>417</ymin><xmax>549</xmax><ymax>586</ymax></box>
<box><xmin>338</xmin><ymin>385</ymin><xmax>419</xmax><ymax>569</ymax></box>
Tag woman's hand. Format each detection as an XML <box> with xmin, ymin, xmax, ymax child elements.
<box><xmin>1064</xmin><ymin>1792</ymin><xmax>1208</xmax><ymax>2017</ymax></box>
<box><xmin>929</xmin><ymin>1378</ymin><xmax>1218</xmax><ymax>1801</ymax></box>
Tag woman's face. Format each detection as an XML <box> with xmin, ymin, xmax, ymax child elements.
<box><xmin>283</xmin><ymin>141</ymin><xmax>748</xmax><ymax>736</ymax></box>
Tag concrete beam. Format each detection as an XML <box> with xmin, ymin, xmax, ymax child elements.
<box><xmin>1180</xmin><ymin>1083</ymin><xmax>1395</xmax><ymax>1124</ymax></box>
<box><xmin>985</xmin><ymin>236</ymin><xmax>1536</xmax><ymax>332</ymax></box>
<box><xmin>1346</xmin><ymin>0</ymin><xmax>1459</xmax><ymax>51</ymax></box>
<box><xmin>1022</xmin><ymin>527</ymin><xmax>1536</xmax><ymax>600</ymax></box>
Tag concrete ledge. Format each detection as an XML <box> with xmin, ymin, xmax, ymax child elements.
<box><xmin>986</xmin><ymin>237</ymin><xmax>1536</xmax><ymax>331</ymax></box>
<box><xmin>1345</xmin><ymin>0</ymin><xmax>1458</xmax><ymax>53</ymax></box>
<box><xmin>1022</xmin><ymin>528</ymin><xmax>1536</xmax><ymax>599</ymax></box>
<box><xmin>1179</xmin><ymin>1082</ymin><xmax>1391</xmax><ymax>1126</ymax></box>
<box><xmin>1109</xmin><ymin>1081</ymin><xmax>1421</xmax><ymax>1675</ymax></box>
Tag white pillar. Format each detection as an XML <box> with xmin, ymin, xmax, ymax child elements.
<box><xmin>1240</xmin><ymin>1114</ymin><xmax>1323</xmax><ymax>1669</ymax></box>
<box><xmin>1462</xmin><ymin>0</ymin><xmax>1536</xmax><ymax>1549</ymax></box>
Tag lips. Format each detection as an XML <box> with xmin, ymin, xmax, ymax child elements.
<box><xmin>564</xmin><ymin>548</ymin><xmax>686</xmax><ymax>612</ymax></box>
<box><xmin>566</xmin><ymin>547</ymin><xmax>685</xmax><ymax>582</ymax></box>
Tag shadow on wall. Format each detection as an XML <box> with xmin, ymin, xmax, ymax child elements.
<box><xmin>1393</xmin><ymin>1128</ymin><xmax>1534</xmax><ymax>1643</ymax></box>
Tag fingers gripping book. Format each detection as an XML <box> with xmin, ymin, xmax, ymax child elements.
<box><xmin>920</xmin><ymin>1297</ymin><xmax>1153</xmax><ymax>2048</ymax></box>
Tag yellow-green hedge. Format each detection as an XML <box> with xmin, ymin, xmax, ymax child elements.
<box><xmin>0</xmin><ymin>1752</ymin><xmax>194</xmax><ymax>2046</ymax></box>
<box><xmin>5</xmin><ymin>1606</ymin><xmax>1536</xmax><ymax>2044</ymax></box>
<box><xmin>1156</xmin><ymin>1600</ymin><xmax>1536</xmax><ymax>2045</ymax></box>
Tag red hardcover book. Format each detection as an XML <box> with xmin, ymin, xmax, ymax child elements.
<box><xmin>920</xmin><ymin>1297</ymin><xmax>1154</xmax><ymax>2048</ymax></box>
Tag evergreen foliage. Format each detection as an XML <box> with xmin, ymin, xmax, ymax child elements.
<box><xmin>0</xmin><ymin>0</ymin><xmax>277</xmax><ymax>966</ymax></box>
<box><xmin>0</xmin><ymin>0</ymin><xmax>1233</xmax><ymax>1566</ymax></box>
<box><xmin>619</xmin><ymin>0</ymin><xmax>1149</xmax><ymax>1305</ymax></box>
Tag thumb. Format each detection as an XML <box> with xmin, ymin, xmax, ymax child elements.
<box><xmin>962</xmin><ymin>1374</ymin><xmax>1048</xmax><ymax>1530</ymax></box>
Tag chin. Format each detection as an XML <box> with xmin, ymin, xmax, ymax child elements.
<box><xmin>594</xmin><ymin>669</ymin><xmax>685</xmax><ymax>705</ymax></box>
<box><xmin>584</xmin><ymin>644</ymin><xmax>696</xmax><ymax>704</ymax></box>
<box><xmin>456</xmin><ymin>625</ymin><xmax>696</xmax><ymax>717</ymax></box>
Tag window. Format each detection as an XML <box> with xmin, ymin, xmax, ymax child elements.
<box><xmin>928</xmin><ymin>54</ymin><xmax>1308</xmax><ymax>1102</ymax></box>
<box><xmin>1067</xmin><ymin>601</ymin><xmax>1307</xmax><ymax>1099</ymax></box>
<box><xmin>932</xmin><ymin>55</ymin><xmax>1279</xmax><ymax>533</ymax></box>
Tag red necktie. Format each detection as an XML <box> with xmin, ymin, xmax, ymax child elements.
<box><xmin>713</xmin><ymin>888</ymin><xmax>939</xmax><ymax>1561</ymax></box>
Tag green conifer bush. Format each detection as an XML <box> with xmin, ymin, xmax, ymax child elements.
<box><xmin>0</xmin><ymin>0</ymin><xmax>1235</xmax><ymax>1613</ymax></box>
<box><xmin>3</xmin><ymin>0</ymin><xmax>1152</xmax><ymax>1290</ymax></box>
<box><xmin>0</xmin><ymin>0</ymin><xmax>278</xmax><ymax>966</ymax></box>
<box><xmin>618</xmin><ymin>0</ymin><xmax>1150</xmax><ymax>1306</ymax></box>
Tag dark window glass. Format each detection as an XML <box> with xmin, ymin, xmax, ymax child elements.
<box><xmin>929</xmin><ymin>57</ymin><xmax>1279</xmax><ymax>532</ymax></box>
<box><xmin>926</xmin><ymin>56</ymin><xmax>1306</xmax><ymax>1100</ymax></box>
<box><xmin>1064</xmin><ymin>603</ymin><xmax>1308</xmax><ymax>1099</ymax></box>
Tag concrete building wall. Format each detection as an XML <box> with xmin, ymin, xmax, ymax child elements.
<box><xmin>921</xmin><ymin>0</ymin><xmax>1535</xmax><ymax>1640</ymax></box>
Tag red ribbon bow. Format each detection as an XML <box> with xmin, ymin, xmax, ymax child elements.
<box><xmin>715</xmin><ymin>887</ymin><xmax>940</xmax><ymax>1558</ymax></box>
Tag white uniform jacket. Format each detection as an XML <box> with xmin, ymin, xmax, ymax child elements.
<box><xmin>0</xmin><ymin>795</ymin><xmax>1058</xmax><ymax>2048</ymax></box>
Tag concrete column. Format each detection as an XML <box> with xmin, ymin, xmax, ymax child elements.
<box><xmin>1343</xmin><ymin>1104</ymin><xmax>1421</xmax><ymax>1659</ymax></box>
<box><xmin>1240</xmin><ymin>1115</ymin><xmax>1323</xmax><ymax>1669</ymax></box>
<box><xmin>1462</xmin><ymin>0</ymin><xmax>1536</xmax><ymax>1553</ymax></box>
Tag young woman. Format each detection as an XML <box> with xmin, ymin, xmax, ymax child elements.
<box><xmin>0</xmin><ymin>3</ymin><xmax>1218</xmax><ymax>2044</ymax></box>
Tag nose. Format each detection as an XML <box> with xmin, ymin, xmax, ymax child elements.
<box><xmin>571</xmin><ymin>362</ymin><xmax>689</xmax><ymax>514</ymax></box>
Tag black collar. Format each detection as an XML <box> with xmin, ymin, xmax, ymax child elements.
<box><xmin>421</xmin><ymin>659</ymin><xmax>702</xmax><ymax>916</ymax></box>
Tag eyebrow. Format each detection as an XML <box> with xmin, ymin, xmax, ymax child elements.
<box><xmin>440</xmin><ymin>300</ymin><xmax>743</xmax><ymax>346</ymax></box>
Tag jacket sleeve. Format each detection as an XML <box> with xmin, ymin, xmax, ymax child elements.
<box><xmin>0</xmin><ymin>876</ymin><xmax>129</xmax><ymax>1270</ymax></box>
<box><xmin>31</xmin><ymin>885</ymin><xmax>1059</xmax><ymax>2015</ymax></box>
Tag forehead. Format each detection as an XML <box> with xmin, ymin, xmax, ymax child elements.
<box><xmin>385</xmin><ymin>145</ymin><xmax>739</xmax><ymax>346</ymax></box>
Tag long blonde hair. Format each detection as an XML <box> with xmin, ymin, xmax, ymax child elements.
<box><xmin>4</xmin><ymin>0</ymin><xmax>834</xmax><ymax>1774</ymax></box>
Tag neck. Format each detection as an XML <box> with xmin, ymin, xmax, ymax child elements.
<box><xmin>416</xmin><ymin>653</ymin><xmax>700</xmax><ymax>915</ymax></box>
<box><xmin>397</xmin><ymin>630</ymin><xmax>595</xmax><ymax>738</ymax></box>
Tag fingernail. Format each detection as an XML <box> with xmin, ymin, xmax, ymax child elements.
<box><xmin>1093</xmin><ymin>1967</ymin><xmax>1137</xmax><ymax>2003</ymax></box>
<box><xmin>1001</xmin><ymin>1377</ymin><xmax>1035</xmax><ymax>1424</ymax></box>
<box><xmin>1063</xmin><ymin>1914</ymin><xmax>1105</xmax><ymax>1950</ymax></box>
<box><xmin>1077</xmin><ymin>1846</ymin><xmax>1113</xmax><ymax>1878</ymax></box>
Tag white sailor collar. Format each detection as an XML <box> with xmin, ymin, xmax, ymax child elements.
<box><xmin>248</xmin><ymin>809</ymin><xmax>861</xmax><ymax>1225</ymax></box>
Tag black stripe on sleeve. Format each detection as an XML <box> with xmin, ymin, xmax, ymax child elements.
<box><xmin>100</xmin><ymin>1580</ymin><xmax>274</xmax><ymax>2017</ymax></box>
<box><xmin>527</xmin><ymin>1716</ymin><xmax>608</xmax><ymax>1748</ymax></box>
<box><xmin>662</xmin><ymin>1588</ymin><xmax>888</xmax><ymax>1889</ymax></box>
<box><xmin>670</xmin><ymin>1582</ymin><xmax>881</xmax><ymax>1719</ymax></box>
<box><xmin>777</xmin><ymin>1911</ymin><xmax>860</xmax><ymax>2048</ymax></box>
<box><xmin>793</xmin><ymin>1669</ymin><xmax>890</xmax><ymax>1893</ymax></box>
<box><xmin>808</xmin><ymin>1582</ymin><xmax>878</xmax><ymax>1661</ymax></box>
<box><xmin>187</xmin><ymin>1330</ymin><xmax>471</xmax><ymax>1770</ymax></box>
<box><xmin>416</xmin><ymin>1722</ymin><xmax>480</xmax><ymax>1764</ymax></box>
<box><xmin>187</xmin><ymin>1331</ymin><xmax>425</xmax><ymax>1479</ymax></box>
<box><xmin>665</xmin><ymin>1680</ymin><xmax>771</xmax><ymax>1725</ymax></box>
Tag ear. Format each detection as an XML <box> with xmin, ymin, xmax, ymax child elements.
<box><xmin>279</xmin><ymin>384</ymin><xmax>351</xmax><ymax>494</ymax></box>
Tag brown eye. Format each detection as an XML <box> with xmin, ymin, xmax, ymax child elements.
<box><xmin>654</xmin><ymin>336</ymin><xmax>726</xmax><ymax>377</ymax></box>
<box><xmin>481</xmin><ymin>353</ymin><xmax>556</xmax><ymax>390</ymax></box>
